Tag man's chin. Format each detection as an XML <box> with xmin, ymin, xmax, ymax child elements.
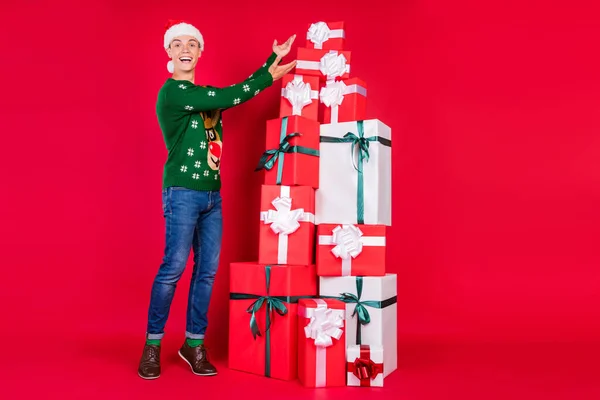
<box><xmin>176</xmin><ymin>64</ymin><xmax>196</xmax><ymax>73</ymax></box>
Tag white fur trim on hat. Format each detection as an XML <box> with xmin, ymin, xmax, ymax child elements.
<box><xmin>164</xmin><ymin>22</ymin><xmax>204</xmax><ymax>50</ymax></box>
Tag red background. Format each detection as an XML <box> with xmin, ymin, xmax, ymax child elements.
<box><xmin>1</xmin><ymin>0</ymin><xmax>599</xmax><ymax>398</ymax></box>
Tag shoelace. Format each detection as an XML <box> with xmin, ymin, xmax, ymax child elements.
<box><xmin>145</xmin><ymin>346</ymin><xmax>160</xmax><ymax>362</ymax></box>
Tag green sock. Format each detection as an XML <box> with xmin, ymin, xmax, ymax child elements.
<box><xmin>186</xmin><ymin>338</ymin><xmax>204</xmax><ymax>347</ymax></box>
<box><xmin>146</xmin><ymin>338</ymin><xmax>161</xmax><ymax>346</ymax></box>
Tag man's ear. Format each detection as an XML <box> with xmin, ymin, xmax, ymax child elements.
<box><xmin>166</xmin><ymin>47</ymin><xmax>172</xmax><ymax>58</ymax></box>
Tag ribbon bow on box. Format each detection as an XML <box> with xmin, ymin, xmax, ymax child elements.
<box><xmin>282</xmin><ymin>76</ymin><xmax>318</xmax><ymax>115</ymax></box>
<box><xmin>254</xmin><ymin>117</ymin><xmax>319</xmax><ymax>185</ymax></box>
<box><xmin>320</xmin><ymin>80</ymin><xmax>347</xmax><ymax>109</ymax></box>
<box><xmin>331</xmin><ymin>224</ymin><xmax>363</xmax><ymax>261</ymax></box>
<box><xmin>261</xmin><ymin>196</ymin><xmax>305</xmax><ymax>235</ymax></box>
<box><xmin>319</xmin><ymin>51</ymin><xmax>349</xmax><ymax>80</ymax></box>
<box><xmin>307</xmin><ymin>21</ymin><xmax>345</xmax><ymax>49</ymax></box>
<box><xmin>307</xmin><ymin>22</ymin><xmax>332</xmax><ymax>49</ymax></box>
<box><xmin>304</xmin><ymin>303</ymin><xmax>344</xmax><ymax>348</ymax></box>
<box><xmin>351</xmin><ymin>357</ymin><xmax>383</xmax><ymax>381</ymax></box>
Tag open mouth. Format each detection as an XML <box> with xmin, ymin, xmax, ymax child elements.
<box><xmin>180</xmin><ymin>56</ymin><xmax>193</xmax><ymax>64</ymax></box>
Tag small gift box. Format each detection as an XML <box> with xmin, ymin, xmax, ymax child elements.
<box><xmin>296</xmin><ymin>48</ymin><xmax>352</xmax><ymax>81</ymax></box>
<box><xmin>280</xmin><ymin>74</ymin><xmax>320</xmax><ymax>120</ymax></box>
<box><xmin>346</xmin><ymin>345</ymin><xmax>385</xmax><ymax>387</ymax></box>
<box><xmin>258</xmin><ymin>185</ymin><xmax>316</xmax><ymax>266</ymax></box>
<box><xmin>317</xmin><ymin>224</ymin><xmax>386</xmax><ymax>276</ymax></box>
<box><xmin>320</xmin><ymin>78</ymin><xmax>367</xmax><ymax>124</ymax></box>
<box><xmin>256</xmin><ymin>116</ymin><xmax>320</xmax><ymax>188</ymax></box>
<box><xmin>306</xmin><ymin>21</ymin><xmax>346</xmax><ymax>50</ymax></box>
<box><xmin>297</xmin><ymin>298</ymin><xmax>346</xmax><ymax>387</ymax></box>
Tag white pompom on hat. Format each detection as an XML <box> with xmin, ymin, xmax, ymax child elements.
<box><xmin>164</xmin><ymin>19</ymin><xmax>204</xmax><ymax>72</ymax></box>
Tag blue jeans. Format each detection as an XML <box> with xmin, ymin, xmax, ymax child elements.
<box><xmin>146</xmin><ymin>187</ymin><xmax>222</xmax><ymax>340</ymax></box>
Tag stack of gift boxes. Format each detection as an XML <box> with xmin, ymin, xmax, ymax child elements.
<box><xmin>228</xmin><ymin>21</ymin><xmax>396</xmax><ymax>388</ymax></box>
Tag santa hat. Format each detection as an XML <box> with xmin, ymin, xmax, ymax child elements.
<box><xmin>164</xmin><ymin>19</ymin><xmax>204</xmax><ymax>73</ymax></box>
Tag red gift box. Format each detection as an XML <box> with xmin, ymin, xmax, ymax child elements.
<box><xmin>316</xmin><ymin>224</ymin><xmax>386</xmax><ymax>276</ymax></box>
<box><xmin>228</xmin><ymin>263</ymin><xmax>317</xmax><ymax>380</ymax></box>
<box><xmin>346</xmin><ymin>344</ymin><xmax>385</xmax><ymax>387</ymax></box>
<box><xmin>298</xmin><ymin>298</ymin><xmax>346</xmax><ymax>387</ymax></box>
<box><xmin>296</xmin><ymin>48</ymin><xmax>351</xmax><ymax>81</ymax></box>
<box><xmin>259</xmin><ymin>185</ymin><xmax>315</xmax><ymax>265</ymax></box>
<box><xmin>256</xmin><ymin>116</ymin><xmax>320</xmax><ymax>188</ymax></box>
<box><xmin>320</xmin><ymin>78</ymin><xmax>367</xmax><ymax>124</ymax></box>
<box><xmin>280</xmin><ymin>74</ymin><xmax>320</xmax><ymax>120</ymax></box>
<box><xmin>306</xmin><ymin>21</ymin><xmax>346</xmax><ymax>50</ymax></box>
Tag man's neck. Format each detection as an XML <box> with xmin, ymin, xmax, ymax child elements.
<box><xmin>172</xmin><ymin>70</ymin><xmax>195</xmax><ymax>83</ymax></box>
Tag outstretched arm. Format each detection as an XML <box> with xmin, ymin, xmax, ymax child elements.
<box><xmin>166</xmin><ymin>55</ymin><xmax>296</xmax><ymax>113</ymax></box>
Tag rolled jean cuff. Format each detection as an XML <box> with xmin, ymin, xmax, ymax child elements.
<box><xmin>185</xmin><ymin>331</ymin><xmax>205</xmax><ymax>340</ymax></box>
<box><xmin>147</xmin><ymin>333</ymin><xmax>164</xmax><ymax>340</ymax></box>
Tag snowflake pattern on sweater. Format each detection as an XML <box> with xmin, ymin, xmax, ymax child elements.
<box><xmin>156</xmin><ymin>52</ymin><xmax>277</xmax><ymax>191</ymax></box>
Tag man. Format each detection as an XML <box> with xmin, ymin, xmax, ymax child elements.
<box><xmin>138</xmin><ymin>19</ymin><xmax>296</xmax><ymax>380</ymax></box>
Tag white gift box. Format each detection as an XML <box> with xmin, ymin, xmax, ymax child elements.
<box><xmin>319</xmin><ymin>274</ymin><xmax>397</xmax><ymax>377</ymax></box>
<box><xmin>316</xmin><ymin>119</ymin><xmax>392</xmax><ymax>226</ymax></box>
<box><xmin>346</xmin><ymin>344</ymin><xmax>384</xmax><ymax>387</ymax></box>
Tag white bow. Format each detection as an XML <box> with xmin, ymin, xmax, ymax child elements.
<box><xmin>307</xmin><ymin>22</ymin><xmax>331</xmax><ymax>49</ymax></box>
<box><xmin>331</xmin><ymin>224</ymin><xmax>363</xmax><ymax>260</ymax></box>
<box><xmin>304</xmin><ymin>304</ymin><xmax>344</xmax><ymax>348</ymax></box>
<box><xmin>319</xmin><ymin>80</ymin><xmax>347</xmax><ymax>108</ymax></box>
<box><xmin>262</xmin><ymin>196</ymin><xmax>305</xmax><ymax>235</ymax></box>
<box><xmin>319</xmin><ymin>51</ymin><xmax>349</xmax><ymax>80</ymax></box>
<box><xmin>283</xmin><ymin>76</ymin><xmax>314</xmax><ymax>115</ymax></box>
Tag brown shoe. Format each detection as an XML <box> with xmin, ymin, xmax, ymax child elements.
<box><xmin>138</xmin><ymin>344</ymin><xmax>161</xmax><ymax>379</ymax></box>
<box><xmin>178</xmin><ymin>342</ymin><xmax>217</xmax><ymax>376</ymax></box>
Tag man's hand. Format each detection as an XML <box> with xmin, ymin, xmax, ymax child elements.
<box><xmin>268</xmin><ymin>56</ymin><xmax>297</xmax><ymax>81</ymax></box>
<box><xmin>273</xmin><ymin>34</ymin><xmax>296</xmax><ymax>58</ymax></box>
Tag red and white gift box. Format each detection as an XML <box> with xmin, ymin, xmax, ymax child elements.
<box><xmin>306</xmin><ymin>21</ymin><xmax>346</xmax><ymax>50</ymax></box>
<box><xmin>316</xmin><ymin>224</ymin><xmax>386</xmax><ymax>276</ymax></box>
<box><xmin>297</xmin><ymin>298</ymin><xmax>346</xmax><ymax>387</ymax></box>
<box><xmin>296</xmin><ymin>48</ymin><xmax>351</xmax><ymax>81</ymax></box>
<box><xmin>258</xmin><ymin>185</ymin><xmax>315</xmax><ymax>265</ymax></box>
<box><xmin>228</xmin><ymin>262</ymin><xmax>317</xmax><ymax>380</ymax></box>
<box><xmin>280</xmin><ymin>74</ymin><xmax>320</xmax><ymax>120</ymax></box>
<box><xmin>346</xmin><ymin>345</ymin><xmax>385</xmax><ymax>387</ymax></box>
<box><xmin>320</xmin><ymin>78</ymin><xmax>367</xmax><ymax>124</ymax></box>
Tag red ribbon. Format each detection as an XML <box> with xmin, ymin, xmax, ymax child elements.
<box><xmin>346</xmin><ymin>345</ymin><xmax>384</xmax><ymax>386</ymax></box>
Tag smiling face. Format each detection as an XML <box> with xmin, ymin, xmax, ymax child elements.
<box><xmin>166</xmin><ymin>35</ymin><xmax>201</xmax><ymax>73</ymax></box>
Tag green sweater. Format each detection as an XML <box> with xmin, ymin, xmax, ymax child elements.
<box><xmin>156</xmin><ymin>52</ymin><xmax>277</xmax><ymax>191</ymax></box>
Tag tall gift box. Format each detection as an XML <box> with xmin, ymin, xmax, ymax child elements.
<box><xmin>320</xmin><ymin>78</ymin><xmax>367</xmax><ymax>124</ymax></box>
<box><xmin>298</xmin><ymin>298</ymin><xmax>346</xmax><ymax>387</ymax></box>
<box><xmin>255</xmin><ymin>116</ymin><xmax>320</xmax><ymax>188</ymax></box>
<box><xmin>306</xmin><ymin>21</ymin><xmax>346</xmax><ymax>50</ymax></box>
<box><xmin>259</xmin><ymin>185</ymin><xmax>315</xmax><ymax>265</ymax></box>
<box><xmin>319</xmin><ymin>274</ymin><xmax>397</xmax><ymax>377</ymax></box>
<box><xmin>316</xmin><ymin>119</ymin><xmax>392</xmax><ymax>225</ymax></box>
<box><xmin>316</xmin><ymin>224</ymin><xmax>386</xmax><ymax>277</ymax></box>
<box><xmin>296</xmin><ymin>48</ymin><xmax>352</xmax><ymax>81</ymax></box>
<box><xmin>228</xmin><ymin>263</ymin><xmax>317</xmax><ymax>380</ymax></box>
<box><xmin>346</xmin><ymin>345</ymin><xmax>385</xmax><ymax>387</ymax></box>
<box><xmin>280</xmin><ymin>74</ymin><xmax>320</xmax><ymax>121</ymax></box>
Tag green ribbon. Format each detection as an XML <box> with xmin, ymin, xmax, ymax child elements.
<box><xmin>325</xmin><ymin>277</ymin><xmax>397</xmax><ymax>345</ymax></box>
<box><xmin>255</xmin><ymin>116</ymin><xmax>320</xmax><ymax>184</ymax></box>
<box><xmin>320</xmin><ymin>121</ymin><xmax>391</xmax><ymax>224</ymax></box>
<box><xmin>229</xmin><ymin>265</ymin><xmax>312</xmax><ymax>378</ymax></box>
